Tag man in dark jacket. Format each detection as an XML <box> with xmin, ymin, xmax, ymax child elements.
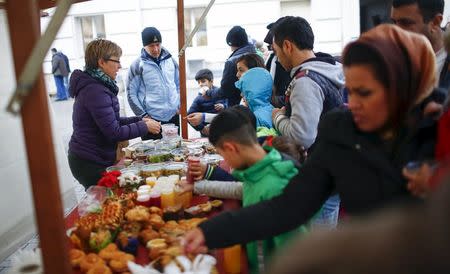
<box><xmin>202</xmin><ymin>26</ymin><xmax>255</xmax><ymax>106</ymax></box>
<box><xmin>264</xmin><ymin>20</ymin><xmax>291</xmax><ymax>108</ymax></box>
<box><xmin>391</xmin><ymin>0</ymin><xmax>449</xmax><ymax>94</ymax></box>
<box><xmin>51</xmin><ymin>48</ymin><xmax>69</xmax><ymax>101</ymax></box>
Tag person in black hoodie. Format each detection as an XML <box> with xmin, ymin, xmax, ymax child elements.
<box><xmin>202</xmin><ymin>26</ymin><xmax>256</xmax><ymax>106</ymax></box>
<box><xmin>183</xmin><ymin>24</ymin><xmax>439</xmax><ymax>254</ymax></box>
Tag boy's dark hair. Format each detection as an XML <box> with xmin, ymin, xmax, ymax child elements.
<box><xmin>51</xmin><ymin>48</ymin><xmax>57</xmax><ymax>53</ymax></box>
<box><xmin>272</xmin><ymin>16</ymin><xmax>314</xmax><ymax>50</ymax></box>
<box><xmin>195</xmin><ymin>68</ymin><xmax>214</xmax><ymax>81</ymax></box>
<box><xmin>232</xmin><ymin>105</ymin><xmax>257</xmax><ymax>129</ymax></box>
<box><xmin>209</xmin><ymin>107</ymin><xmax>257</xmax><ymax>147</ymax></box>
<box><xmin>392</xmin><ymin>0</ymin><xmax>444</xmax><ymax>22</ymax></box>
<box><xmin>236</xmin><ymin>53</ymin><xmax>265</xmax><ymax>70</ymax></box>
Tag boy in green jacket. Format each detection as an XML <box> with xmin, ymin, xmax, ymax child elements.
<box><xmin>208</xmin><ymin>108</ymin><xmax>308</xmax><ymax>274</ymax></box>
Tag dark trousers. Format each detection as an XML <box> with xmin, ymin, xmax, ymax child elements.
<box><xmin>68</xmin><ymin>152</ymin><xmax>107</xmax><ymax>189</ymax></box>
<box><xmin>142</xmin><ymin>114</ymin><xmax>180</xmax><ymax>140</ymax></box>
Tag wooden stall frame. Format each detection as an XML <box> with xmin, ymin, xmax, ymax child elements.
<box><xmin>2</xmin><ymin>0</ymin><xmax>216</xmax><ymax>272</ymax></box>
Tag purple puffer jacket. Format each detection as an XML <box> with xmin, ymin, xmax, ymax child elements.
<box><xmin>69</xmin><ymin>70</ymin><xmax>148</xmax><ymax>166</ymax></box>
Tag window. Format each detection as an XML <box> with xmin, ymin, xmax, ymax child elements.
<box><xmin>184</xmin><ymin>7</ymin><xmax>208</xmax><ymax>47</ymax></box>
<box><xmin>77</xmin><ymin>15</ymin><xmax>106</xmax><ymax>51</ymax></box>
<box><xmin>187</xmin><ymin>59</ymin><xmax>205</xmax><ymax>79</ymax></box>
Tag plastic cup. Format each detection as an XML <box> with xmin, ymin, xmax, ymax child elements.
<box><xmin>223</xmin><ymin>244</ymin><xmax>241</xmax><ymax>274</ymax></box>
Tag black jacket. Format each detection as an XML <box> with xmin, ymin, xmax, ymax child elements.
<box><xmin>207</xmin><ymin>43</ymin><xmax>256</xmax><ymax>106</ymax></box>
<box><xmin>200</xmin><ymin>108</ymin><xmax>436</xmax><ymax>249</ymax></box>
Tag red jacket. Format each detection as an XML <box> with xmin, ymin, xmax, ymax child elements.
<box><xmin>435</xmin><ymin>109</ymin><xmax>450</xmax><ymax>162</ymax></box>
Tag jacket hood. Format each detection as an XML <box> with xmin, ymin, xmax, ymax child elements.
<box><xmin>235</xmin><ymin>67</ymin><xmax>273</xmax><ymax>110</ymax></box>
<box><xmin>140</xmin><ymin>47</ymin><xmax>172</xmax><ymax>63</ymax></box>
<box><xmin>69</xmin><ymin>69</ymin><xmax>105</xmax><ymax>97</ymax></box>
<box><xmin>229</xmin><ymin>43</ymin><xmax>256</xmax><ymax>58</ymax></box>
<box><xmin>232</xmin><ymin>147</ymin><xmax>298</xmax><ymax>183</ymax></box>
<box><xmin>298</xmin><ymin>53</ymin><xmax>345</xmax><ymax>89</ymax></box>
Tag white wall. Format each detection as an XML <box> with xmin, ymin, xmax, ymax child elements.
<box><xmin>310</xmin><ymin>0</ymin><xmax>359</xmax><ymax>55</ymax></box>
<box><xmin>0</xmin><ymin>10</ymin><xmax>77</xmax><ymax>262</ymax></box>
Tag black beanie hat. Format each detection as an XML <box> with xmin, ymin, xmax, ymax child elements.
<box><xmin>142</xmin><ymin>27</ymin><xmax>162</xmax><ymax>46</ymax></box>
<box><xmin>226</xmin><ymin>26</ymin><xmax>248</xmax><ymax>47</ymax></box>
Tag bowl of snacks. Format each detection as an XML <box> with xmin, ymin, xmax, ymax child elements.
<box><xmin>141</xmin><ymin>164</ymin><xmax>164</xmax><ymax>178</ymax></box>
<box><xmin>147</xmin><ymin>150</ymin><xmax>172</xmax><ymax>163</ymax></box>
<box><xmin>164</xmin><ymin>163</ymin><xmax>186</xmax><ymax>177</ymax></box>
<box><xmin>203</xmin><ymin>154</ymin><xmax>223</xmax><ymax>167</ymax></box>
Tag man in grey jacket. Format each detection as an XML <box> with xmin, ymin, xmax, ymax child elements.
<box><xmin>271</xmin><ymin>16</ymin><xmax>345</xmax><ymax>149</ymax></box>
<box><xmin>51</xmin><ymin>48</ymin><xmax>69</xmax><ymax>101</ymax></box>
<box><xmin>271</xmin><ymin>16</ymin><xmax>344</xmax><ymax>229</ymax></box>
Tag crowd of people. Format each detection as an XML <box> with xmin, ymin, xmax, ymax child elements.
<box><xmin>65</xmin><ymin>0</ymin><xmax>450</xmax><ymax>273</ymax></box>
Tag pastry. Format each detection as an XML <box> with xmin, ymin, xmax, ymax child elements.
<box><xmin>125</xmin><ymin>206</ymin><xmax>150</xmax><ymax>222</ymax></box>
<box><xmin>75</xmin><ymin>213</ymin><xmax>101</xmax><ymax>240</ymax></box>
<box><xmin>109</xmin><ymin>252</ymin><xmax>135</xmax><ymax>273</ymax></box>
<box><xmin>101</xmin><ymin>201</ymin><xmax>123</xmax><ymax>229</ymax></box>
<box><xmin>89</xmin><ymin>229</ymin><xmax>112</xmax><ymax>253</ymax></box>
<box><xmin>86</xmin><ymin>264</ymin><xmax>112</xmax><ymax>274</ymax></box>
<box><xmin>148</xmin><ymin>214</ymin><xmax>165</xmax><ymax>229</ymax></box>
<box><xmin>69</xmin><ymin>248</ymin><xmax>85</xmax><ymax>268</ymax></box>
<box><xmin>147</xmin><ymin>238</ymin><xmax>168</xmax><ymax>260</ymax></box>
<box><xmin>98</xmin><ymin>243</ymin><xmax>119</xmax><ymax>261</ymax></box>
<box><xmin>138</xmin><ymin>227</ymin><xmax>160</xmax><ymax>244</ymax></box>
<box><xmin>79</xmin><ymin>253</ymin><xmax>105</xmax><ymax>273</ymax></box>
<box><xmin>149</xmin><ymin>206</ymin><xmax>163</xmax><ymax>216</ymax></box>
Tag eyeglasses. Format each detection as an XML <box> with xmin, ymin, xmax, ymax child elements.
<box><xmin>106</xmin><ymin>59</ymin><xmax>121</xmax><ymax>65</ymax></box>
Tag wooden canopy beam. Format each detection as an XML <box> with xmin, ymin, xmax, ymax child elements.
<box><xmin>39</xmin><ymin>0</ymin><xmax>90</xmax><ymax>10</ymax></box>
<box><xmin>177</xmin><ymin>0</ymin><xmax>188</xmax><ymax>139</ymax></box>
<box><xmin>5</xmin><ymin>0</ymin><xmax>71</xmax><ymax>273</ymax></box>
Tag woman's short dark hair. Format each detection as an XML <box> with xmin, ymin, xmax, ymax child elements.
<box><xmin>236</xmin><ymin>53</ymin><xmax>265</xmax><ymax>70</ymax></box>
<box><xmin>85</xmin><ymin>39</ymin><xmax>122</xmax><ymax>70</ymax></box>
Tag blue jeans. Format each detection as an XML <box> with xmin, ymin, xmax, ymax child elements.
<box><xmin>311</xmin><ymin>194</ymin><xmax>340</xmax><ymax>230</ymax></box>
<box><xmin>54</xmin><ymin>75</ymin><xmax>67</xmax><ymax>99</ymax></box>
<box><xmin>63</xmin><ymin>76</ymin><xmax>70</xmax><ymax>98</ymax></box>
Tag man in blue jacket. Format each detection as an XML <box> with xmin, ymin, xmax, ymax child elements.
<box><xmin>127</xmin><ymin>27</ymin><xmax>180</xmax><ymax>139</ymax></box>
<box><xmin>202</xmin><ymin>26</ymin><xmax>256</xmax><ymax>106</ymax></box>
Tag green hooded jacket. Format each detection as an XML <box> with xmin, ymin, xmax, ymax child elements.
<box><xmin>232</xmin><ymin>147</ymin><xmax>308</xmax><ymax>274</ymax></box>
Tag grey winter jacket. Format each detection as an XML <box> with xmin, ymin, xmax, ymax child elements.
<box><xmin>273</xmin><ymin>54</ymin><xmax>345</xmax><ymax>148</ymax></box>
<box><xmin>52</xmin><ymin>52</ymin><xmax>69</xmax><ymax>77</ymax></box>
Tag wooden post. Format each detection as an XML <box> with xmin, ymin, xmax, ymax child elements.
<box><xmin>177</xmin><ymin>0</ymin><xmax>188</xmax><ymax>139</ymax></box>
<box><xmin>5</xmin><ymin>0</ymin><xmax>71</xmax><ymax>273</ymax></box>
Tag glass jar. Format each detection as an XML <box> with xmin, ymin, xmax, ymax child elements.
<box><xmin>147</xmin><ymin>150</ymin><xmax>172</xmax><ymax>163</ymax></box>
<box><xmin>141</xmin><ymin>164</ymin><xmax>163</xmax><ymax>178</ymax></box>
<box><xmin>164</xmin><ymin>163</ymin><xmax>186</xmax><ymax>177</ymax></box>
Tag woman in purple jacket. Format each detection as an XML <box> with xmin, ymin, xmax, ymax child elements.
<box><xmin>68</xmin><ymin>39</ymin><xmax>160</xmax><ymax>188</ymax></box>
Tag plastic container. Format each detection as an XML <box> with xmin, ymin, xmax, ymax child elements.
<box><xmin>136</xmin><ymin>194</ymin><xmax>152</xmax><ymax>207</ymax></box>
<box><xmin>161</xmin><ymin>189</ymin><xmax>176</xmax><ymax>209</ymax></box>
<box><xmin>141</xmin><ymin>164</ymin><xmax>163</xmax><ymax>178</ymax></box>
<box><xmin>147</xmin><ymin>150</ymin><xmax>172</xmax><ymax>163</ymax></box>
<box><xmin>106</xmin><ymin>165</ymin><xmax>125</xmax><ymax>173</ymax></box>
<box><xmin>146</xmin><ymin>176</ymin><xmax>157</xmax><ymax>187</ymax></box>
<box><xmin>164</xmin><ymin>163</ymin><xmax>186</xmax><ymax>177</ymax></box>
<box><xmin>119</xmin><ymin>167</ymin><xmax>140</xmax><ymax>176</ymax></box>
<box><xmin>187</xmin><ymin>156</ymin><xmax>201</xmax><ymax>184</ymax></box>
<box><xmin>161</xmin><ymin>124</ymin><xmax>179</xmax><ymax>139</ymax></box>
<box><xmin>203</xmin><ymin>154</ymin><xmax>223</xmax><ymax>167</ymax></box>
<box><xmin>149</xmin><ymin>191</ymin><xmax>162</xmax><ymax>208</ymax></box>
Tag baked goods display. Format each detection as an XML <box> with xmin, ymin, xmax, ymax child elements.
<box><xmin>68</xmin><ymin>191</ymin><xmax>212</xmax><ymax>273</ymax></box>
<box><xmin>68</xmin><ymin>138</ymin><xmax>225</xmax><ymax>273</ymax></box>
